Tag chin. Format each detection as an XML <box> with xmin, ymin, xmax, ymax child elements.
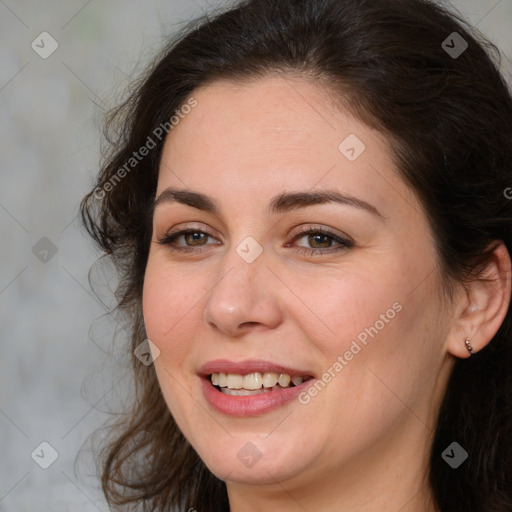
<box><xmin>207</xmin><ymin>453</ymin><xmax>304</xmax><ymax>485</ymax></box>
<box><xmin>190</xmin><ymin>432</ymin><xmax>312</xmax><ymax>485</ymax></box>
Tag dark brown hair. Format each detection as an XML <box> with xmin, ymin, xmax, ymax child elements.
<box><xmin>80</xmin><ymin>0</ymin><xmax>512</xmax><ymax>510</ymax></box>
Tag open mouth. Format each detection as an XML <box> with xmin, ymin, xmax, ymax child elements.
<box><xmin>210</xmin><ymin>372</ymin><xmax>314</xmax><ymax>396</ymax></box>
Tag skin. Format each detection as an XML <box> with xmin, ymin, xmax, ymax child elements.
<box><xmin>142</xmin><ymin>75</ymin><xmax>511</xmax><ymax>511</ymax></box>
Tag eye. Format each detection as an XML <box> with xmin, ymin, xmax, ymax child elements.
<box><xmin>288</xmin><ymin>226</ymin><xmax>354</xmax><ymax>256</ymax></box>
<box><xmin>157</xmin><ymin>228</ymin><xmax>219</xmax><ymax>253</ymax></box>
<box><xmin>157</xmin><ymin>224</ymin><xmax>353</xmax><ymax>256</ymax></box>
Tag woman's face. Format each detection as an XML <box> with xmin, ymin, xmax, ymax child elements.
<box><xmin>143</xmin><ymin>76</ymin><xmax>454</xmax><ymax>499</ymax></box>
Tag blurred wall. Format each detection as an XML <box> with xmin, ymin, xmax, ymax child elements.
<box><xmin>1</xmin><ymin>0</ymin><xmax>511</xmax><ymax>510</ymax></box>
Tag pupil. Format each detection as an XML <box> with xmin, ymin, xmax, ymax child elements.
<box><xmin>186</xmin><ymin>232</ymin><xmax>206</xmax><ymax>245</ymax></box>
<box><xmin>309</xmin><ymin>233</ymin><xmax>330</xmax><ymax>248</ymax></box>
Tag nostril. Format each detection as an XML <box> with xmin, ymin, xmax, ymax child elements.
<box><xmin>240</xmin><ymin>321</ymin><xmax>259</xmax><ymax>328</ymax></box>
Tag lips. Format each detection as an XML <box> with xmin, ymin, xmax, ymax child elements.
<box><xmin>199</xmin><ymin>359</ymin><xmax>316</xmax><ymax>416</ymax></box>
<box><xmin>199</xmin><ymin>359</ymin><xmax>315</xmax><ymax>378</ymax></box>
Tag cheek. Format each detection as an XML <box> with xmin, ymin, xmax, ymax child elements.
<box><xmin>290</xmin><ymin>276</ymin><xmax>433</xmax><ymax>446</ymax></box>
<box><xmin>142</xmin><ymin>265</ymin><xmax>171</xmax><ymax>342</ymax></box>
<box><xmin>287</xmin><ymin>266</ymin><xmax>408</xmax><ymax>352</ymax></box>
<box><xmin>142</xmin><ymin>258</ymin><xmax>204</xmax><ymax>435</ymax></box>
<box><xmin>289</xmin><ymin>260</ymin><xmax>436</xmax><ymax>399</ymax></box>
<box><xmin>142</xmin><ymin>257</ymin><xmax>201</xmax><ymax>362</ymax></box>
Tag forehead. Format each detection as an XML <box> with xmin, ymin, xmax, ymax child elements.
<box><xmin>167</xmin><ymin>75</ymin><xmax>355</xmax><ymax>157</ymax></box>
<box><xmin>157</xmin><ymin>75</ymin><xmax>416</xmax><ymax>221</ymax></box>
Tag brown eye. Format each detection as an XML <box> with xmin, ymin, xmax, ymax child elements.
<box><xmin>289</xmin><ymin>227</ymin><xmax>354</xmax><ymax>256</ymax></box>
<box><xmin>307</xmin><ymin>233</ymin><xmax>333</xmax><ymax>249</ymax></box>
<box><xmin>157</xmin><ymin>229</ymin><xmax>220</xmax><ymax>253</ymax></box>
<box><xmin>184</xmin><ymin>232</ymin><xmax>208</xmax><ymax>246</ymax></box>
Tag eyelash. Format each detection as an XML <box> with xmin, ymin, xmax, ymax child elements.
<box><xmin>157</xmin><ymin>225</ymin><xmax>354</xmax><ymax>256</ymax></box>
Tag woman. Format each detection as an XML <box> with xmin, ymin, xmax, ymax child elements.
<box><xmin>80</xmin><ymin>0</ymin><xmax>512</xmax><ymax>510</ymax></box>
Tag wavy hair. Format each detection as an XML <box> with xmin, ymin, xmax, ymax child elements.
<box><xmin>80</xmin><ymin>0</ymin><xmax>512</xmax><ymax>510</ymax></box>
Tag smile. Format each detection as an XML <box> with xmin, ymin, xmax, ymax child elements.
<box><xmin>211</xmin><ymin>372</ymin><xmax>312</xmax><ymax>395</ymax></box>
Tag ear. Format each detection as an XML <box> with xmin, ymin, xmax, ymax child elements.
<box><xmin>446</xmin><ymin>242</ymin><xmax>512</xmax><ymax>359</ymax></box>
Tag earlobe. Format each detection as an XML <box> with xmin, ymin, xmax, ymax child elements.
<box><xmin>446</xmin><ymin>242</ymin><xmax>512</xmax><ymax>359</ymax></box>
<box><xmin>464</xmin><ymin>337</ymin><xmax>475</xmax><ymax>356</ymax></box>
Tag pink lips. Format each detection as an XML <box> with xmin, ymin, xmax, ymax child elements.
<box><xmin>199</xmin><ymin>359</ymin><xmax>316</xmax><ymax>417</ymax></box>
<box><xmin>199</xmin><ymin>359</ymin><xmax>313</xmax><ymax>378</ymax></box>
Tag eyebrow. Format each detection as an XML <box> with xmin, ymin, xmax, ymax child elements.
<box><xmin>153</xmin><ymin>187</ymin><xmax>384</xmax><ymax>219</ymax></box>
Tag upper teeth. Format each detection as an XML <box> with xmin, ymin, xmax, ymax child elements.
<box><xmin>211</xmin><ymin>372</ymin><xmax>306</xmax><ymax>390</ymax></box>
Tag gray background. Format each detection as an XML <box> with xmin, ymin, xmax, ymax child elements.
<box><xmin>1</xmin><ymin>1</ymin><xmax>511</xmax><ymax>510</ymax></box>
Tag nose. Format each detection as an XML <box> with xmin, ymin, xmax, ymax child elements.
<box><xmin>202</xmin><ymin>247</ymin><xmax>283</xmax><ymax>337</ymax></box>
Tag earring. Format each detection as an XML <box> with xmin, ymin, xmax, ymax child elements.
<box><xmin>464</xmin><ymin>337</ymin><xmax>475</xmax><ymax>356</ymax></box>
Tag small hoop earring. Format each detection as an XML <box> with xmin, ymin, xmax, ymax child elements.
<box><xmin>464</xmin><ymin>337</ymin><xmax>475</xmax><ymax>356</ymax></box>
